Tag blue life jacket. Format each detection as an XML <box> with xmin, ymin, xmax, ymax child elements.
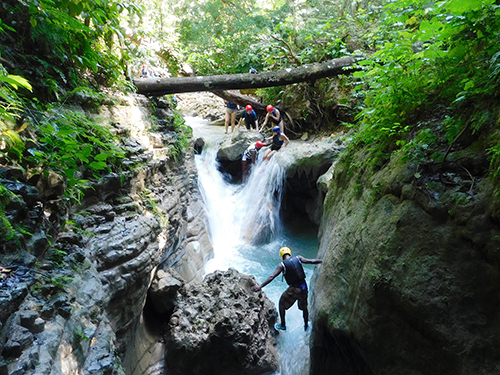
<box><xmin>226</xmin><ymin>101</ymin><xmax>238</xmax><ymax>109</ymax></box>
<box><xmin>273</xmin><ymin>133</ymin><xmax>284</xmax><ymax>147</ymax></box>
<box><xmin>269</xmin><ymin>109</ymin><xmax>282</xmax><ymax>124</ymax></box>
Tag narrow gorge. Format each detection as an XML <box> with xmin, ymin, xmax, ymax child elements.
<box><xmin>1</xmin><ymin>90</ymin><xmax>499</xmax><ymax>375</ymax></box>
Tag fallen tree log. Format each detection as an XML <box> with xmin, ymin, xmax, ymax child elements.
<box><xmin>134</xmin><ymin>56</ymin><xmax>357</xmax><ymax>96</ymax></box>
<box><xmin>213</xmin><ymin>91</ymin><xmax>266</xmax><ymax>113</ymax></box>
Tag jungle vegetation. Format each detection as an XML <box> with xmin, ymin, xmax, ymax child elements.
<box><xmin>0</xmin><ymin>0</ymin><xmax>499</xmax><ymax>240</ymax></box>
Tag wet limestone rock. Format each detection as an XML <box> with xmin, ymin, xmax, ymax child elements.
<box><xmin>217</xmin><ymin>128</ymin><xmax>264</xmax><ymax>162</ymax></box>
<box><xmin>165</xmin><ymin>268</ymin><xmax>278</xmax><ymax>375</ymax></box>
<box><xmin>311</xmin><ymin>148</ymin><xmax>500</xmax><ymax>375</ymax></box>
<box><xmin>148</xmin><ymin>268</ymin><xmax>184</xmax><ymax>315</ymax></box>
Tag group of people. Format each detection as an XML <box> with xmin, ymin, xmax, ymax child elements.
<box><xmin>225</xmin><ymin>102</ymin><xmax>285</xmax><ymax>134</ymax></box>
<box><xmin>236</xmin><ymin>103</ymin><xmax>290</xmax><ymax>182</ymax></box>
<box><xmin>225</xmin><ymin>100</ymin><xmax>322</xmax><ymax>332</ymax></box>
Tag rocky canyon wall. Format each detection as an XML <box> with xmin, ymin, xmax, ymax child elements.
<box><xmin>0</xmin><ymin>94</ymin><xmax>213</xmax><ymax>375</ymax></box>
<box><xmin>310</xmin><ymin>146</ymin><xmax>500</xmax><ymax>375</ymax></box>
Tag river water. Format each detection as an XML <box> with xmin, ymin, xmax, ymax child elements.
<box><xmin>188</xmin><ymin>116</ymin><xmax>320</xmax><ymax>375</ymax></box>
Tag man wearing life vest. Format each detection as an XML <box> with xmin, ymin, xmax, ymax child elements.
<box><xmin>252</xmin><ymin>247</ymin><xmax>323</xmax><ymax>331</ymax></box>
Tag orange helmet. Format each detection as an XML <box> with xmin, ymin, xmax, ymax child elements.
<box><xmin>266</xmin><ymin>105</ymin><xmax>274</xmax><ymax>112</ymax></box>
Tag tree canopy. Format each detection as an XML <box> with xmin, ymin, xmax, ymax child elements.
<box><xmin>1</xmin><ymin>0</ymin><xmax>500</xmax><ymax>238</ymax></box>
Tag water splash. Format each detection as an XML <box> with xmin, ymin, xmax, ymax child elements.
<box><xmin>196</xmin><ymin>143</ymin><xmax>286</xmax><ymax>273</ymax></box>
<box><xmin>191</xmin><ymin>117</ymin><xmax>317</xmax><ymax>375</ymax></box>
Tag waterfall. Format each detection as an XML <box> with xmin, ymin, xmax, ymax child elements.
<box><xmin>189</xmin><ymin>116</ymin><xmax>318</xmax><ymax>375</ymax></box>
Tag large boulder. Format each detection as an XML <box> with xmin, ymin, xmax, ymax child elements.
<box><xmin>217</xmin><ymin>129</ymin><xmax>264</xmax><ymax>162</ymax></box>
<box><xmin>148</xmin><ymin>268</ymin><xmax>184</xmax><ymax>315</ymax></box>
<box><xmin>165</xmin><ymin>268</ymin><xmax>279</xmax><ymax>375</ymax></box>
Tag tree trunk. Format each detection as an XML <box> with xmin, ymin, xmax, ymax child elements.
<box><xmin>213</xmin><ymin>91</ymin><xmax>266</xmax><ymax>113</ymax></box>
<box><xmin>133</xmin><ymin>56</ymin><xmax>357</xmax><ymax>96</ymax></box>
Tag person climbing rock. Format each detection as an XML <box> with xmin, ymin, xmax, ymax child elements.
<box><xmin>251</xmin><ymin>247</ymin><xmax>322</xmax><ymax>331</ymax></box>
<box><xmin>262</xmin><ymin>126</ymin><xmax>289</xmax><ymax>161</ymax></box>
<box><xmin>237</xmin><ymin>105</ymin><xmax>259</xmax><ymax>131</ymax></box>
<box><xmin>260</xmin><ymin>105</ymin><xmax>284</xmax><ymax>133</ymax></box>
<box><xmin>241</xmin><ymin>140</ymin><xmax>264</xmax><ymax>183</ymax></box>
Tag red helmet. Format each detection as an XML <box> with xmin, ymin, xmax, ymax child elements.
<box><xmin>255</xmin><ymin>141</ymin><xmax>264</xmax><ymax>149</ymax></box>
<box><xmin>245</xmin><ymin>105</ymin><xmax>252</xmax><ymax>111</ymax></box>
<box><xmin>266</xmin><ymin>105</ymin><xmax>274</xmax><ymax>112</ymax></box>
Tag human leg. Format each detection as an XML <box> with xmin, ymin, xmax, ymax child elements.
<box><xmin>224</xmin><ymin>111</ymin><xmax>230</xmax><ymax>133</ymax></box>
<box><xmin>263</xmin><ymin>149</ymin><xmax>277</xmax><ymax>161</ymax></box>
<box><xmin>264</xmin><ymin>150</ymin><xmax>276</xmax><ymax>161</ymax></box>
<box><xmin>298</xmin><ymin>290</ymin><xmax>309</xmax><ymax>330</ymax></box>
<box><xmin>241</xmin><ymin>160</ymin><xmax>250</xmax><ymax>183</ymax></box>
<box><xmin>231</xmin><ymin>112</ymin><xmax>237</xmax><ymax>132</ymax></box>
<box><xmin>278</xmin><ymin>302</ymin><xmax>286</xmax><ymax>329</ymax></box>
<box><xmin>278</xmin><ymin>287</ymin><xmax>301</xmax><ymax>329</ymax></box>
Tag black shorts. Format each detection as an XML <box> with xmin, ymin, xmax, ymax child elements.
<box><xmin>271</xmin><ymin>144</ymin><xmax>282</xmax><ymax>151</ymax></box>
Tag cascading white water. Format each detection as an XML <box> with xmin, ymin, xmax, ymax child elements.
<box><xmin>189</xmin><ymin>116</ymin><xmax>319</xmax><ymax>375</ymax></box>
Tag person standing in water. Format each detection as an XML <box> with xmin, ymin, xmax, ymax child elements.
<box><xmin>263</xmin><ymin>126</ymin><xmax>289</xmax><ymax>161</ymax></box>
<box><xmin>252</xmin><ymin>246</ymin><xmax>322</xmax><ymax>331</ymax></box>
<box><xmin>224</xmin><ymin>100</ymin><xmax>238</xmax><ymax>134</ymax></box>
<box><xmin>259</xmin><ymin>105</ymin><xmax>284</xmax><ymax>133</ymax></box>
<box><xmin>241</xmin><ymin>140</ymin><xmax>264</xmax><ymax>183</ymax></box>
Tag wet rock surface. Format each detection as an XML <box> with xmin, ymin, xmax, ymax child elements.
<box><xmin>311</xmin><ymin>147</ymin><xmax>500</xmax><ymax>375</ymax></box>
<box><xmin>0</xmin><ymin>93</ymin><xmax>213</xmax><ymax>375</ymax></box>
<box><xmin>165</xmin><ymin>268</ymin><xmax>279</xmax><ymax>375</ymax></box>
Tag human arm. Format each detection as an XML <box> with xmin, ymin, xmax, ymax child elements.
<box><xmin>251</xmin><ymin>263</ymin><xmax>284</xmax><ymax>292</ymax></box>
<box><xmin>297</xmin><ymin>255</ymin><xmax>322</xmax><ymax>264</ymax></box>
<box><xmin>253</xmin><ymin>118</ymin><xmax>259</xmax><ymax>131</ymax></box>
<box><xmin>259</xmin><ymin>113</ymin><xmax>270</xmax><ymax>132</ymax></box>
<box><xmin>262</xmin><ymin>136</ymin><xmax>273</xmax><ymax>147</ymax></box>
<box><xmin>269</xmin><ymin>109</ymin><xmax>280</xmax><ymax>122</ymax></box>
<box><xmin>281</xmin><ymin>133</ymin><xmax>290</xmax><ymax>147</ymax></box>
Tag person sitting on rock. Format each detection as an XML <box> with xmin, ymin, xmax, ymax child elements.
<box><xmin>241</xmin><ymin>140</ymin><xmax>264</xmax><ymax>183</ymax></box>
<box><xmin>263</xmin><ymin>126</ymin><xmax>289</xmax><ymax>161</ymax></box>
<box><xmin>237</xmin><ymin>105</ymin><xmax>259</xmax><ymax>131</ymax></box>
<box><xmin>251</xmin><ymin>246</ymin><xmax>323</xmax><ymax>331</ymax></box>
<box><xmin>259</xmin><ymin>105</ymin><xmax>284</xmax><ymax>133</ymax></box>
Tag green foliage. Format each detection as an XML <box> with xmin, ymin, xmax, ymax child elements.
<box><xmin>50</xmin><ymin>248</ymin><xmax>68</xmax><ymax>267</ymax></box>
<box><xmin>168</xmin><ymin>112</ymin><xmax>192</xmax><ymax>161</ymax></box>
<box><xmin>26</xmin><ymin>104</ymin><xmax>126</xmax><ymax>204</ymax></box>
<box><xmin>174</xmin><ymin>0</ymin><xmax>270</xmax><ymax>74</ymax></box>
<box><xmin>0</xmin><ymin>69</ymin><xmax>33</xmax><ymax>240</ymax></box>
<box><xmin>0</xmin><ymin>71</ymin><xmax>33</xmax><ymax>161</ymax></box>
<box><xmin>489</xmin><ymin>129</ymin><xmax>500</xmax><ymax>196</ymax></box>
<box><xmin>1</xmin><ymin>0</ymin><xmax>141</xmax><ymax>97</ymax></box>
<box><xmin>349</xmin><ymin>0</ymin><xmax>500</xmax><ymax>170</ymax></box>
<box><xmin>0</xmin><ymin>184</ymin><xmax>17</xmax><ymax>240</ymax></box>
